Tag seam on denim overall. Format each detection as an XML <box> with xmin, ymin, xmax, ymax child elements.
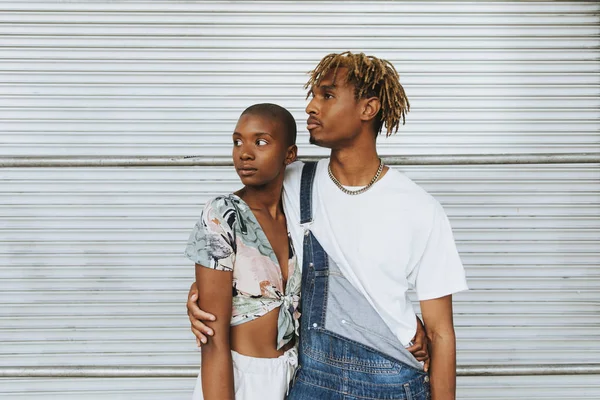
<box><xmin>404</xmin><ymin>382</ymin><xmax>414</xmax><ymax>400</ymax></box>
<box><xmin>296</xmin><ymin>367</ymin><xmax>417</xmax><ymax>391</ymax></box>
<box><xmin>303</xmin><ymin>329</ymin><xmax>404</xmax><ymax>375</ymax></box>
<box><xmin>314</xmin><ymin>255</ymin><xmax>328</xmax><ymax>328</ymax></box>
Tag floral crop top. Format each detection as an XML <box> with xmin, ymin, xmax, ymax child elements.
<box><xmin>184</xmin><ymin>194</ymin><xmax>301</xmax><ymax>350</ymax></box>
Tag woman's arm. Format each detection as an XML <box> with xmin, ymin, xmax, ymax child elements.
<box><xmin>195</xmin><ymin>264</ymin><xmax>234</xmax><ymax>400</ymax></box>
<box><xmin>420</xmin><ymin>295</ymin><xmax>456</xmax><ymax>400</ymax></box>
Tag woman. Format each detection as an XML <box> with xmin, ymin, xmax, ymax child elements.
<box><xmin>184</xmin><ymin>103</ymin><xmax>299</xmax><ymax>400</ymax></box>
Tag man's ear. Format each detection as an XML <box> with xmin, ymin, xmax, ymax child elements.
<box><xmin>360</xmin><ymin>96</ymin><xmax>381</xmax><ymax>123</ymax></box>
<box><xmin>285</xmin><ymin>144</ymin><xmax>298</xmax><ymax>165</ymax></box>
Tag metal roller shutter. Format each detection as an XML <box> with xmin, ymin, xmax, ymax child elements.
<box><xmin>1</xmin><ymin>1</ymin><xmax>598</xmax><ymax>399</ymax></box>
<box><xmin>1</xmin><ymin>1</ymin><xmax>599</xmax><ymax>157</ymax></box>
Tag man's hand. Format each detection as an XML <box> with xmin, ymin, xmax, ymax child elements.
<box><xmin>187</xmin><ymin>282</ymin><xmax>216</xmax><ymax>346</ymax></box>
<box><xmin>406</xmin><ymin>316</ymin><xmax>430</xmax><ymax>372</ymax></box>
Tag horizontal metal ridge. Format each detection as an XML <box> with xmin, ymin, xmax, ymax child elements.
<box><xmin>1</xmin><ymin>153</ymin><xmax>599</xmax><ymax>168</ymax></box>
<box><xmin>1</xmin><ymin>364</ymin><xmax>599</xmax><ymax>378</ymax></box>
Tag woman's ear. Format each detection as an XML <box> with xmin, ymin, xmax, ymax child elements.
<box><xmin>285</xmin><ymin>145</ymin><xmax>298</xmax><ymax>165</ymax></box>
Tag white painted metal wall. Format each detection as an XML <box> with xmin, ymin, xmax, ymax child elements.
<box><xmin>0</xmin><ymin>1</ymin><xmax>599</xmax><ymax>399</ymax></box>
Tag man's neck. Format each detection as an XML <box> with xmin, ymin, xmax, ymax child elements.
<box><xmin>329</xmin><ymin>140</ymin><xmax>382</xmax><ymax>187</ymax></box>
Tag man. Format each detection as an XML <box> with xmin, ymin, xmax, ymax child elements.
<box><xmin>187</xmin><ymin>52</ymin><xmax>468</xmax><ymax>399</ymax></box>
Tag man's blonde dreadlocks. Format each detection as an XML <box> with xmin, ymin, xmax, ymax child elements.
<box><xmin>305</xmin><ymin>51</ymin><xmax>410</xmax><ymax>137</ymax></box>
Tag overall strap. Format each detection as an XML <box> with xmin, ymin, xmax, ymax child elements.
<box><xmin>300</xmin><ymin>161</ymin><xmax>318</xmax><ymax>224</ymax></box>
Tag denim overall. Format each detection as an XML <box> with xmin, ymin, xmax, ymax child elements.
<box><xmin>287</xmin><ymin>162</ymin><xmax>430</xmax><ymax>400</ymax></box>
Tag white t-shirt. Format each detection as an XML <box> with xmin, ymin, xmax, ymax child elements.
<box><xmin>282</xmin><ymin>159</ymin><xmax>468</xmax><ymax>345</ymax></box>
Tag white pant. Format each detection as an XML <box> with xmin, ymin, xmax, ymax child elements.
<box><xmin>192</xmin><ymin>347</ymin><xmax>298</xmax><ymax>400</ymax></box>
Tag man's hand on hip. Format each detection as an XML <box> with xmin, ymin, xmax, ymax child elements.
<box><xmin>187</xmin><ymin>281</ymin><xmax>216</xmax><ymax>347</ymax></box>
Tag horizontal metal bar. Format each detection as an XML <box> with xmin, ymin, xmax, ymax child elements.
<box><xmin>0</xmin><ymin>366</ymin><xmax>194</xmax><ymax>378</ymax></box>
<box><xmin>459</xmin><ymin>364</ymin><xmax>600</xmax><ymax>376</ymax></box>
<box><xmin>1</xmin><ymin>364</ymin><xmax>600</xmax><ymax>378</ymax></box>
<box><xmin>1</xmin><ymin>153</ymin><xmax>599</xmax><ymax>168</ymax></box>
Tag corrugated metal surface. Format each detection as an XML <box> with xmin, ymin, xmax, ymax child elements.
<box><xmin>0</xmin><ymin>378</ymin><xmax>193</xmax><ymax>399</ymax></box>
<box><xmin>1</xmin><ymin>1</ymin><xmax>599</xmax><ymax>157</ymax></box>
<box><xmin>1</xmin><ymin>165</ymin><xmax>599</xmax><ymax>398</ymax></box>
<box><xmin>1</xmin><ymin>1</ymin><xmax>599</xmax><ymax>398</ymax></box>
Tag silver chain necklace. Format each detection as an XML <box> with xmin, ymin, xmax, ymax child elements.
<box><xmin>328</xmin><ymin>158</ymin><xmax>384</xmax><ymax>195</ymax></box>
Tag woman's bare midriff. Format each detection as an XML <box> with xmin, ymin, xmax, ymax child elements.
<box><xmin>230</xmin><ymin>307</ymin><xmax>295</xmax><ymax>358</ymax></box>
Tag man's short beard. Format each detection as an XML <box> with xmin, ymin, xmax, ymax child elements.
<box><xmin>309</xmin><ymin>136</ymin><xmax>326</xmax><ymax>146</ymax></box>
<box><xmin>309</xmin><ymin>134</ymin><xmax>335</xmax><ymax>149</ymax></box>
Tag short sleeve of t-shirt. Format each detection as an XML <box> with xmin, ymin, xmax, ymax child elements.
<box><xmin>282</xmin><ymin>161</ymin><xmax>305</xmax><ymax>260</ymax></box>
<box><xmin>184</xmin><ymin>198</ymin><xmax>236</xmax><ymax>272</ymax></box>
<box><xmin>408</xmin><ymin>201</ymin><xmax>468</xmax><ymax>301</ymax></box>
<box><xmin>282</xmin><ymin>160</ymin><xmax>304</xmax><ymax>216</ymax></box>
